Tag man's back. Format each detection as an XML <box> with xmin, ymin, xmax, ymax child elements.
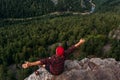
<box><xmin>40</xmin><ymin>45</ymin><xmax>76</xmax><ymax>75</ymax></box>
<box><xmin>50</xmin><ymin>55</ymin><xmax>65</xmax><ymax>75</ymax></box>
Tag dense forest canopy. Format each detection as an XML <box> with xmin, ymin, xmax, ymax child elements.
<box><xmin>0</xmin><ymin>0</ymin><xmax>120</xmax><ymax>80</ymax></box>
<box><xmin>94</xmin><ymin>0</ymin><xmax>120</xmax><ymax>13</ymax></box>
<box><xmin>0</xmin><ymin>0</ymin><xmax>120</xmax><ymax>18</ymax></box>
<box><xmin>0</xmin><ymin>0</ymin><xmax>55</xmax><ymax>18</ymax></box>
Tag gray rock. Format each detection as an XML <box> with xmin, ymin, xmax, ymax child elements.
<box><xmin>24</xmin><ymin>58</ymin><xmax>120</xmax><ymax>80</ymax></box>
<box><xmin>64</xmin><ymin>60</ymin><xmax>81</xmax><ymax>70</ymax></box>
<box><xmin>25</xmin><ymin>68</ymin><xmax>53</xmax><ymax>80</ymax></box>
<box><xmin>90</xmin><ymin>58</ymin><xmax>104</xmax><ymax>66</ymax></box>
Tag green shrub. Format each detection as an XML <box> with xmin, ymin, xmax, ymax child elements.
<box><xmin>81</xmin><ymin>35</ymin><xmax>106</xmax><ymax>57</ymax></box>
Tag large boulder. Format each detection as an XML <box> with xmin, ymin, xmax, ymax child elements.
<box><xmin>24</xmin><ymin>58</ymin><xmax>120</xmax><ymax>80</ymax></box>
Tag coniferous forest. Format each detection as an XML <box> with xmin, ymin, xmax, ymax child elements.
<box><xmin>0</xmin><ymin>0</ymin><xmax>120</xmax><ymax>80</ymax></box>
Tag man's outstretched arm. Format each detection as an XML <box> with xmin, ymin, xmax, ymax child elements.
<box><xmin>22</xmin><ymin>57</ymin><xmax>52</xmax><ymax>69</ymax></box>
<box><xmin>74</xmin><ymin>39</ymin><xmax>85</xmax><ymax>48</ymax></box>
<box><xmin>22</xmin><ymin>61</ymin><xmax>42</xmax><ymax>69</ymax></box>
<box><xmin>64</xmin><ymin>38</ymin><xmax>85</xmax><ymax>56</ymax></box>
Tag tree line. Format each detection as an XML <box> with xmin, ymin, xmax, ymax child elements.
<box><xmin>0</xmin><ymin>0</ymin><xmax>55</xmax><ymax>18</ymax></box>
<box><xmin>0</xmin><ymin>0</ymin><xmax>90</xmax><ymax>18</ymax></box>
<box><xmin>1</xmin><ymin>0</ymin><xmax>120</xmax><ymax>18</ymax></box>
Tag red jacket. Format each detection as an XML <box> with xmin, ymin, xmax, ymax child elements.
<box><xmin>40</xmin><ymin>45</ymin><xmax>76</xmax><ymax>75</ymax></box>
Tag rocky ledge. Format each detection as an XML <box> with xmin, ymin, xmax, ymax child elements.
<box><xmin>25</xmin><ymin>58</ymin><xmax>120</xmax><ymax>80</ymax></box>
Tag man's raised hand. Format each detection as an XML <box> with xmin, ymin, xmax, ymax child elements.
<box><xmin>22</xmin><ymin>61</ymin><xmax>31</xmax><ymax>69</ymax></box>
<box><xmin>79</xmin><ymin>38</ymin><xmax>85</xmax><ymax>44</ymax></box>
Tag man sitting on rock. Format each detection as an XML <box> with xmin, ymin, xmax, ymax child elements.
<box><xmin>22</xmin><ymin>39</ymin><xmax>85</xmax><ymax>75</ymax></box>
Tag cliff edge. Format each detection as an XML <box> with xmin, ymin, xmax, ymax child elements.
<box><xmin>24</xmin><ymin>58</ymin><xmax>120</xmax><ymax>80</ymax></box>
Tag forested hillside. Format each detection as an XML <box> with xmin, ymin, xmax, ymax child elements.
<box><xmin>0</xmin><ymin>0</ymin><xmax>55</xmax><ymax>18</ymax></box>
<box><xmin>0</xmin><ymin>0</ymin><xmax>120</xmax><ymax>18</ymax></box>
<box><xmin>94</xmin><ymin>0</ymin><xmax>120</xmax><ymax>13</ymax></box>
<box><xmin>0</xmin><ymin>0</ymin><xmax>120</xmax><ymax>80</ymax></box>
<box><xmin>0</xmin><ymin>12</ymin><xmax>120</xmax><ymax>80</ymax></box>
